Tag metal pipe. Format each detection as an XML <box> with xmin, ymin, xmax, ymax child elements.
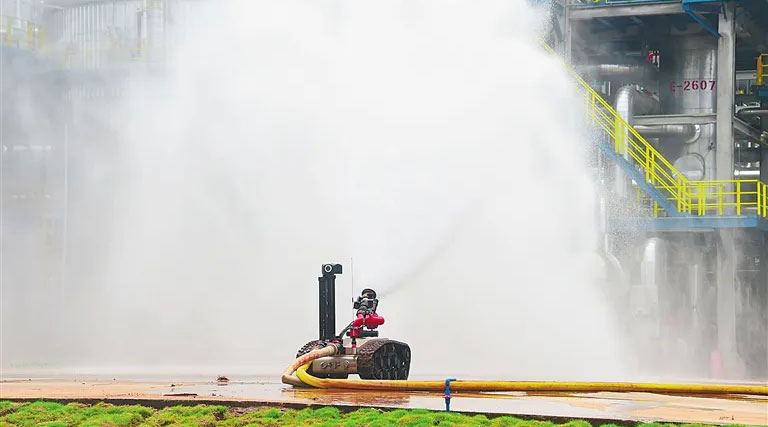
<box><xmin>634</xmin><ymin>124</ymin><xmax>701</xmax><ymax>143</ymax></box>
<box><xmin>624</xmin><ymin>238</ymin><xmax>666</xmax><ymax>366</ymax></box>
<box><xmin>641</xmin><ymin>237</ymin><xmax>667</xmax><ymax>290</ymax></box>
<box><xmin>734</xmin><ymin>169</ymin><xmax>760</xmax><ymax>177</ymax></box>
<box><xmin>576</xmin><ymin>63</ymin><xmax>657</xmax><ymax>81</ymax></box>
<box><xmin>616</xmin><ymin>86</ymin><xmax>659</xmax><ymax>118</ymax></box>
<box><xmin>614</xmin><ymin>85</ymin><xmax>660</xmax><ymax>197</ymax></box>
<box><xmin>737</xmin><ymin>109</ymin><xmax>768</xmax><ymax>117</ymax></box>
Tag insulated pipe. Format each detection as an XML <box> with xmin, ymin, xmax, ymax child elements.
<box><xmin>734</xmin><ymin>169</ymin><xmax>760</xmax><ymax>177</ymax></box>
<box><xmin>635</xmin><ymin>237</ymin><xmax>666</xmax><ymax>343</ymax></box>
<box><xmin>281</xmin><ymin>344</ymin><xmax>339</xmax><ymax>387</ymax></box>
<box><xmin>615</xmin><ymin>86</ymin><xmax>659</xmax><ymax>119</ymax></box>
<box><xmin>576</xmin><ymin>64</ymin><xmax>657</xmax><ymax>82</ymax></box>
<box><xmin>295</xmin><ymin>364</ymin><xmax>768</xmax><ymax>395</ymax></box>
<box><xmin>613</xmin><ymin>85</ymin><xmax>660</xmax><ymax>198</ymax></box>
<box><xmin>634</xmin><ymin>124</ymin><xmax>701</xmax><ymax>144</ymax></box>
<box><xmin>737</xmin><ymin>109</ymin><xmax>768</xmax><ymax>117</ymax></box>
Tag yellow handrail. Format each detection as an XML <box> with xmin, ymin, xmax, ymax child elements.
<box><xmin>1</xmin><ymin>15</ymin><xmax>41</xmax><ymax>51</ymax></box>
<box><xmin>541</xmin><ymin>41</ymin><xmax>767</xmax><ymax>218</ymax></box>
<box><xmin>758</xmin><ymin>54</ymin><xmax>768</xmax><ymax>87</ymax></box>
<box><xmin>543</xmin><ymin>42</ymin><xmax>689</xmax><ymax>213</ymax></box>
<box><xmin>638</xmin><ymin>180</ymin><xmax>768</xmax><ymax>217</ymax></box>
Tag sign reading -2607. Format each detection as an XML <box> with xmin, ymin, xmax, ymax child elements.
<box><xmin>670</xmin><ymin>80</ymin><xmax>716</xmax><ymax>92</ymax></box>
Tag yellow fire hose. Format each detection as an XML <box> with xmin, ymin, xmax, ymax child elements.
<box><xmin>293</xmin><ymin>363</ymin><xmax>768</xmax><ymax>396</ymax></box>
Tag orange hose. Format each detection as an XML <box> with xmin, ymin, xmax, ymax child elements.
<box><xmin>281</xmin><ymin>344</ymin><xmax>338</xmax><ymax>386</ymax></box>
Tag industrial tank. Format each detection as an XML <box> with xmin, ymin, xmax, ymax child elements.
<box><xmin>661</xmin><ymin>36</ymin><xmax>717</xmax><ymax>181</ymax></box>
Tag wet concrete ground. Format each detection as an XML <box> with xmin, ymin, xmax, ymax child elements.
<box><xmin>1</xmin><ymin>377</ymin><xmax>766</xmax><ymax>426</ymax></box>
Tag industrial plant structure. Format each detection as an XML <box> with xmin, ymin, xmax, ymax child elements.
<box><xmin>2</xmin><ymin>0</ymin><xmax>767</xmax><ymax>379</ymax></box>
<box><xmin>544</xmin><ymin>0</ymin><xmax>768</xmax><ymax>378</ymax></box>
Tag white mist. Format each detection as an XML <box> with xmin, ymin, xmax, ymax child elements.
<box><xmin>3</xmin><ymin>0</ymin><xmax>627</xmax><ymax>380</ymax></box>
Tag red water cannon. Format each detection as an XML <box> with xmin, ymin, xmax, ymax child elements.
<box><xmin>349</xmin><ymin>288</ymin><xmax>385</xmax><ymax>338</ymax></box>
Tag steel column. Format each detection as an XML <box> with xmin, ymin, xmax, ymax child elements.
<box><xmin>568</xmin><ymin>2</ymin><xmax>683</xmax><ymax>19</ymax></box>
<box><xmin>715</xmin><ymin>3</ymin><xmax>735</xmax><ymax>183</ymax></box>
<box><xmin>564</xmin><ymin>3</ymin><xmax>573</xmax><ymax>63</ymax></box>
<box><xmin>715</xmin><ymin>230</ymin><xmax>745</xmax><ymax>377</ymax></box>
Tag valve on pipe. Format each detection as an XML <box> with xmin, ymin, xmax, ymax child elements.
<box><xmin>295</xmin><ymin>264</ymin><xmax>411</xmax><ymax>380</ymax></box>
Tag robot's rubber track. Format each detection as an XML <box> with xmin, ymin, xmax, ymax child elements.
<box><xmin>295</xmin><ymin>340</ymin><xmax>348</xmax><ymax>379</ymax></box>
<box><xmin>357</xmin><ymin>339</ymin><xmax>411</xmax><ymax>380</ymax></box>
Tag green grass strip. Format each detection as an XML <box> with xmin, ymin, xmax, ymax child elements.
<box><xmin>0</xmin><ymin>401</ymin><xmax>756</xmax><ymax>427</ymax></box>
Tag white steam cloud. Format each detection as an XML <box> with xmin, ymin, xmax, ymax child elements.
<box><xmin>2</xmin><ymin>0</ymin><xmax>627</xmax><ymax>380</ymax></box>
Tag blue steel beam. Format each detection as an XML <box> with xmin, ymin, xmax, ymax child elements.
<box><xmin>681</xmin><ymin>0</ymin><xmax>742</xmax><ymax>39</ymax></box>
<box><xmin>757</xmin><ymin>86</ymin><xmax>768</xmax><ymax>100</ymax></box>
<box><xmin>610</xmin><ymin>214</ymin><xmax>768</xmax><ymax>231</ymax></box>
<box><xmin>683</xmin><ymin>3</ymin><xmax>720</xmax><ymax>39</ymax></box>
<box><xmin>682</xmin><ymin>2</ymin><xmax>721</xmax><ymax>38</ymax></box>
